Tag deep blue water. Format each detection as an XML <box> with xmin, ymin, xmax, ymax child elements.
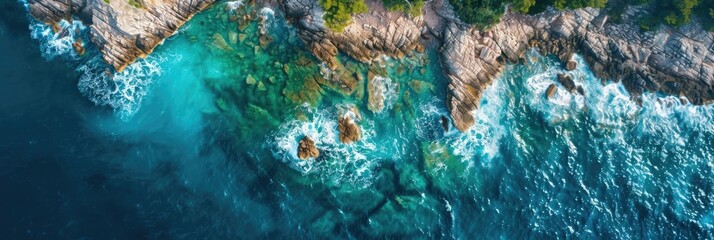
<box><xmin>3</xmin><ymin>1</ymin><xmax>714</xmax><ymax>239</ymax></box>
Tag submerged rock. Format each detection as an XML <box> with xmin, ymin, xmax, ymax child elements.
<box><xmin>546</xmin><ymin>84</ymin><xmax>558</xmax><ymax>99</ymax></box>
<box><xmin>228</xmin><ymin>31</ymin><xmax>238</xmax><ymax>44</ymax></box>
<box><xmin>246</xmin><ymin>74</ymin><xmax>257</xmax><ymax>85</ymax></box>
<box><xmin>297</xmin><ymin>136</ymin><xmax>319</xmax><ymax>160</ymax></box>
<box><xmin>212</xmin><ymin>33</ymin><xmax>233</xmax><ymax>51</ymax></box>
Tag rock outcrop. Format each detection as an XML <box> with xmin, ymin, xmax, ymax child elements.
<box><xmin>28</xmin><ymin>0</ymin><xmax>215</xmax><ymax>71</ymax></box>
<box><xmin>432</xmin><ymin>0</ymin><xmax>714</xmax><ymax>131</ymax></box>
<box><xmin>546</xmin><ymin>84</ymin><xmax>557</xmax><ymax>99</ymax></box>
<box><xmin>297</xmin><ymin>136</ymin><xmax>319</xmax><ymax>160</ymax></box>
<box><xmin>283</xmin><ymin>0</ymin><xmax>424</xmax><ymax>70</ymax></box>
<box><xmin>338</xmin><ymin>110</ymin><xmax>361</xmax><ymax>144</ymax></box>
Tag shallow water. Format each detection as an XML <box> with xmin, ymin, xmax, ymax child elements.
<box><xmin>2</xmin><ymin>1</ymin><xmax>714</xmax><ymax>238</ymax></box>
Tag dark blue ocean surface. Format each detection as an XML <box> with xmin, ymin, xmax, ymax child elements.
<box><xmin>2</xmin><ymin>1</ymin><xmax>714</xmax><ymax>239</ymax></box>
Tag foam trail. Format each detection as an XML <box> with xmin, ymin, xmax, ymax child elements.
<box><xmin>271</xmin><ymin>104</ymin><xmax>379</xmax><ymax>187</ymax></box>
<box><xmin>28</xmin><ymin>19</ymin><xmax>87</xmax><ymax>60</ymax></box>
<box><xmin>77</xmin><ymin>54</ymin><xmax>164</xmax><ymax>120</ymax></box>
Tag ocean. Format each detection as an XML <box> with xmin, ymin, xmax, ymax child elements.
<box><xmin>1</xmin><ymin>0</ymin><xmax>713</xmax><ymax>238</ymax></box>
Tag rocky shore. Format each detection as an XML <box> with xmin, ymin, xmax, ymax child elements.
<box><xmin>28</xmin><ymin>0</ymin><xmax>714</xmax><ymax>132</ymax></box>
<box><xmin>283</xmin><ymin>0</ymin><xmax>714</xmax><ymax>132</ymax></box>
<box><xmin>28</xmin><ymin>0</ymin><xmax>215</xmax><ymax>71</ymax></box>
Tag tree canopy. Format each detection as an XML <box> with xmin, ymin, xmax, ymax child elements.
<box><xmin>319</xmin><ymin>0</ymin><xmax>369</xmax><ymax>32</ymax></box>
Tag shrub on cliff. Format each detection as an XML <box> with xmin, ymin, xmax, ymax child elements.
<box><xmin>318</xmin><ymin>0</ymin><xmax>369</xmax><ymax>32</ymax></box>
<box><xmin>448</xmin><ymin>0</ymin><xmax>608</xmax><ymax>28</ymax></box>
<box><xmin>608</xmin><ymin>0</ymin><xmax>714</xmax><ymax>31</ymax></box>
<box><xmin>382</xmin><ymin>0</ymin><xmax>425</xmax><ymax>16</ymax></box>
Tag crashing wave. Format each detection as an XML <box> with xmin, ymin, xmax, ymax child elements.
<box><xmin>28</xmin><ymin>19</ymin><xmax>87</xmax><ymax>60</ymax></box>
<box><xmin>77</xmin><ymin>55</ymin><xmax>163</xmax><ymax>120</ymax></box>
<box><xmin>271</xmin><ymin>104</ymin><xmax>378</xmax><ymax>187</ymax></box>
<box><xmin>224</xmin><ymin>0</ymin><xmax>244</xmax><ymax>14</ymax></box>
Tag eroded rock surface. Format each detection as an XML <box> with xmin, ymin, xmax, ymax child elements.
<box><xmin>432</xmin><ymin>0</ymin><xmax>714</xmax><ymax>131</ymax></box>
<box><xmin>28</xmin><ymin>0</ymin><xmax>216</xmax><ymax>71</ymax></box>
<box><xmin>297</xmin><ymin>136</ymin><xmax>319</xmax><ymax>160</ymax></box>
<box><xmin>338</xmin><ymin>109</ymin><xmax>361</xmax><ymax>144</ymax></box>
<box><xmin>283</xmin><ymin>0</ymin><xmax>424</xmax><ymax>70</ymax></box>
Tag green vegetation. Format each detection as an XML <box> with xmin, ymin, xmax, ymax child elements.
<box><xmin>448</xmin><ymin>0</ymin><xmax>713</xmax><ymax>31</ymax></box>
<box><xmin>318</xmin><ymin>0</ymin><xmax>369</xmax><ymax>32</ymax></box>
<box><xmin>382</xmin><ymin>0</ymin><xmax>425</xmax><ymax>16</ymax></box>
<box><xmin>448</xmin><ymin>0</ymin><xmax>507</xmax><ymax>29</ymax></box>
<box><xmin>128</xmin><ymin>0</ymin><xmax>143</xmax><ymax>8</ymax></box>
<box><xmin>633</xmin><ymin>0</ymin><xmax>714</xmax><ymax>31</ymax></box>
<box><xmin>448</xmin><ymin>0</ymin><xmax>608</xmax><ymax>28</ymax></box>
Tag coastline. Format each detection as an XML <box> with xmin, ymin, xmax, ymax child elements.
<box><xmin>27</xmin><ymin>0</ymin><xmax>714</xmax><ymax>132</ymax></box>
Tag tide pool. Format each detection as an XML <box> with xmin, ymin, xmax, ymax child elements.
<box><xmin>3</xmin><ymin>0</ymin><xmax>714</xmax><ymax>238</ymax></box>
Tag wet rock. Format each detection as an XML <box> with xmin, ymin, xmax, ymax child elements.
<box><xmin>437</xmin><ymin>7</ymin><xmax>714</xmax><ymax>131</ymax></box>
<box><xmin>28</xmin><ymin>0</ymin><xmax>217</xmax><ymax>71</ymax></box>
<box><xmin>408</xmin><ymin>79</ymin><xmax>435</xmax><ymax>93</ymax></box>
<box><xmin>368</xmin><ymin>74</ymin><xmax>390</xmax><ymax>113</ymax></box>
<box><xmin>557</xmin><ymin>73</ymin><xmax>576</xmax><ymax>92</ymax></box>
<box><xmin>566</xmin><ymin>60</ymin><xmax>577</xmax><ymax>71</ymax></box>
<box><xmin>238</xmin><ymin>33</ymin><xmax>247</xmax><ymax>42</ymax></box>
<box><xmin>576</xmin><ymin>85</ymin><xmax>585</xmax><ymax>96</ymax></box>
<box><xmin>546</xmin><ymin>84</ymin><xmax>558</xmax><ymax>99</ymax></box>
<box><xmin>259</xmin><ymin>34</ymin><xmax>273</xmax><ymax>47</ymax></box>
<box><xmin>440</xmin><ymin>115</ymin><xmax>450</xmax><ymax>132</ymax></box>
<box><xmin>72</xmin><ymin>39</ymin><xmax>85</xmax><ymax>55</ymax></box>
<box><xmin>297</xmin><ymin>136</ymin><xmax>319</xmax><ymax>160</ymax></box>
<box><xmin>284</xmin><ymin>0</ymin><xmax>423</xmax><ymax>70</ymax></box>
<box><xmin>338</xmin><ymin>112</ymin><xmax>361</xmax><ymax>144</ymax></box>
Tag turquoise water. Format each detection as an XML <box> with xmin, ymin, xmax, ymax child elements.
<box><xmin>3</xmin><ymin>0</ymin><xmax>714</xmax><ymax>238</ymax></box>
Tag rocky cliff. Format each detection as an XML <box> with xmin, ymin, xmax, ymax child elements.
<box><xmin>431</xmin><ymin>1</ymin><xmax>714</xmax><ymax>131</ymax></box>
<box><xmin>29</xmin><ymin>0</ymin><xmax>714</xmax><ymax>132</ymax></box>
<box><xmin>282</xmin><ymin>0</ymin><xmax>425</xmax><ymax>70</ymax></box>
<box><xmin>28</xmin><ymin>0</ymin><xmax>215</xmax><ymax>72</ymax></box>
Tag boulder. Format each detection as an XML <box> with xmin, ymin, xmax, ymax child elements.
<box><xmin>546</xmin><ymin>84</ymin><xmax>558</xmax><ymax>99</ymax></box>
<box><xmin>566</xmin><ymin>60</ymin><xmax>577</xmax><ymax>71</ymax></box>
<box><xmin>557</xmin><ymin>73</ymin><xmax>576</xmax><ymax>92</ymax></box>
<box><xmin>338</xmin><ymin>113</ymin><xmax>361</xmax><ymax>144</ymax></box>
<box><xmin>297</xmin><ymin>136</ymin><xmax>319</xmax><ymax>160</ymax></box>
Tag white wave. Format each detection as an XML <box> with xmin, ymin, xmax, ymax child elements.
<box><xmin>224</xmin><ymin>0</ymin><xmax>244</xmax><ymax>14</ymax></box>
<box><xmin>271</xmin><ymin>104</ymin><xmax>379</xmax><ymax>187</ymax></box>
<box><xmin>368</xmin><ymin>75</ymin><xmax>398</xmax><ymax>114</ymax></box>
<box><xmin>446</xmin><ymin>77</ymin><xmax>508</xmax><ymax>163</ymax></box>
<box><xmin>258</xmin><ymin>7</ymin><xmax>276</xmax><ymax>36</ymax></box>
<box><xmin>77</xmin><ymin>55</ymin><xmax>163</xmax><ymax>120</ymax></box>
<box><xmin>29</xmin><ymin>19</ymin><xmax>87</xmax><ymax>60</ymax></box>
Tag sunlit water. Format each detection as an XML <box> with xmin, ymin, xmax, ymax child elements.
<box><xmin>2</xmin><ymin>1</ymin><xmax>714</xmax><ymax>238</ymax></box>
